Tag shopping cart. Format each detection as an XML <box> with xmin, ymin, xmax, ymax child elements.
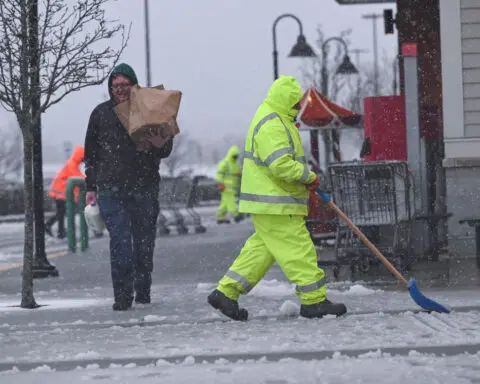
<box><xmin>158</xmin><ymin>175</ymin><xmax>208</xmax><ymax>235</ymax></box>
<box><xmin>158</xmin><ymin>176</ymin><xmax>189</xmax><ymax>235</ymax></box>
<box><xmin>184</xmin><ymin>175</ymin><xmax>207</xmax><ymax>234</ymax></box>
<box><xmin>327</xmin><ymin>160</ymin><xmax>414</xmax><ymax>278</ymax></box>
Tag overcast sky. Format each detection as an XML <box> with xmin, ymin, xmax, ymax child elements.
<box><xmin>0</xmin><ymin>0</ymin><xmax>397</xmax><ymax>162</ymax></box>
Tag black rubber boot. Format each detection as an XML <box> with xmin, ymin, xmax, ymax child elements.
<box><xmin>112</xmin><ymin>295</ymin><xmax>133</xmax><ymax>311</ymax></box>
<box><xmin>208</xmin><ymin>289</ymin><xmax>248</xmax><ymax>321</ymax></box>
<box><xmin>300</xmin><ymin>299</ymin><xmax>347</xmax><ymax>318</ymax></box>
<box><xmin>135</xmin><ymin>292</ymin><xmax>151</xmax><ymax>304</ymax></box>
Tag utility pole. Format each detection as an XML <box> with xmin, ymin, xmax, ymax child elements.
<box><xmin>350</xmin><ymin>48</ymin><xmax>368</xmax><ymax>112</ymax></box>
<box><xmin>144</xmin><ymin>0</ymin><xmax>152</xmax><ymax>87</ymax></box>
<box><xmin>350</xmin><ymin>48</ymin><xmax>369</xmax><ymax>67</ymax></box>
<box><xmin>362</xmin><ymin>13</ymin><xmax>382</xmax><ymax>96</ymax></box>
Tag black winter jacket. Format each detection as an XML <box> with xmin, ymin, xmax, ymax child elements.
<box><xmin>84</xmin><ymin>99</ymin><xmax>173</xmax><ymax>193</ymax></box>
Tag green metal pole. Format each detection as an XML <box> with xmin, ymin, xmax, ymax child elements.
<box><xmin>78</xmin><ymin>185</ymin><xmax>88</xmax><ymax>251</ymax></box>
<box><xmin>66</xmin><ymin>177</ymin><xmax>87</xmax><ymax>252</ymax></box>
<box><xmin>66</xmin><ymin>178</ymin><xmax>76</xmax><ymax>252</ymax></box>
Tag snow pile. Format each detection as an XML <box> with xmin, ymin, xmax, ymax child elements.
<box><xmin>330</xmin><ymin>284</ymin><xmax>383</xmax><ymax>296</ymax></box>
<box><xmin>278</xmin><ymin>300</ymin><xmax>299</xmax><ymax>317</ymax></box>
<box><xmin>249</xmin><ymin>279</ymin><xmax>294</xmax><ymax>297</ymax></box>
<box><xmin>195</xmin><ymin>283</ymin><xmax>216</xmax><ymax>293</ymax></box>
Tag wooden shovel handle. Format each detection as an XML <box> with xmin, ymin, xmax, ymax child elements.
<box><xmin>328</xmin><ymin>201</ymin><xmax>409</xmax><ymax>287</ymax></box>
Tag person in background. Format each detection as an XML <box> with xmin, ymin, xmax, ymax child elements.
<box><xmin>215</xmin><ymin>145</ymin><xmax>243</xmax><ymax>224</ymax></box>
<box><xmin>84</xmin><ymin>63</ymin><xmax>173</xmax><ymax>311</ymax></box>
<box><xmin>208</xmin><ymin>76</ymin><xmax>347</xmax><ymax>321</ymax></box>
<box><xmin>45</xmin><ymin>145</ymin><xmax>85</xmax><ymax>239</ymax></box>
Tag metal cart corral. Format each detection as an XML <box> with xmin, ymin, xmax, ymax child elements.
<box><xmin>327</xmin><ymin>161</ymin><xmax>414</xmax><ymax>278</ymax></box>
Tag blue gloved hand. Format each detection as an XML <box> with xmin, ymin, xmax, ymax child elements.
<box><xmin>316</xmin><ymin>188</ymin><xmax>331</xmax><ymax>203</ymax></box>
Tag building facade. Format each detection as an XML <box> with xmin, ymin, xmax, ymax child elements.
<box><xmin>440</xmin><ymin>0</ymin><xmax>480</xmax><ymax>255</ymax></box>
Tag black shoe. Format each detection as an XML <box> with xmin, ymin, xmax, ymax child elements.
<box><xmin>207</xmin><ymin>289</ymin><xmax>248</xmax><ymax>321</ymax></box>
<box><xmin>233</xmin><ymin>214</ymin><xmax>244</xmax><ymax>223</ymax></box>
<box><xmin>135</xmin><ymin>293</ymin><xmax>151</xmax><ymax>304</ymax></box>
<box><xmin>112</xmin><ymin>297</ymin><xmax>133</xmax><ymax>311</ymax></box>
<box><xmin>300</xmin><ymin>299</ymin><xmax>347</xmax><ymax>319</ymax></box>
<box><xmin>217</xmin><ymin>219</ymin><xmax>231</xmax><ymax>224</ymax></box>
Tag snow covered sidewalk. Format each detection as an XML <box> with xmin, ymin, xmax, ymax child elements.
<box><xmin>2</xmin><ymin>352</ymin><xmax>480</xmax><ymax>384</ymax></box>
<box><xmin>0</xmin><ymin>279</ymin><xmax>479</xmax><ymax>372</ymax></box>
<box><xmin>1</xmin><ymin>216</ymin><xmax>479</xmax><ymax>383</ymax></box>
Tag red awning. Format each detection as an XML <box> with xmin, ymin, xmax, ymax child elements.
<box><xmin>297</xmin><ymin>88</ymin><xmax>362</xmax><ymax>130</ymax></box>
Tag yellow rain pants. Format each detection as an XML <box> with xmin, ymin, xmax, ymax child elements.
<box><xmin>217</xmin><ymin>214</ymin><xmax>326</xmax><ymax>305</ymax></box>
<box><xmin>217</xmin><ymin>191</ymin><xmax>239</xmax><ymax>220</ymax></box>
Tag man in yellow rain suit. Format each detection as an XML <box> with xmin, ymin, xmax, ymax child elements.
<box><xmin>215</xmin><ymin>145</ymin><xmax>243</xmax><ymax>224</ymax></box>
<box><xmin>208</xmin><ymin>76</ymin><xmax>347</xmax><ymax>321</ymax></box>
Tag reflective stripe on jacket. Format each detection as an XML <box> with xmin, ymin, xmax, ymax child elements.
<box><xmin>238</xmin><ymin>76</ymin><xmax>315</xmax><ymax>216</ymax></box>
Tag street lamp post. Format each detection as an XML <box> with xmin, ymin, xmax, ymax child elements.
<box><xmin>272</xmin><ymin>13</ymin><xmax>316</xmax><ymax>81</ymax></box>
<box><xmin>30</xmin><ymin>0</ymin><xmax>58</xmax><ymax>277</ymax></box>
<box><xmin>271</xmin><ymin>13</ymin><xmax>316</xmax><ymax>170</ymax></box>
<box><xmin>144</xmin><ymin>0</ymin><xmax>170</xmax><ymax>236</ymax></box>
<box><xmin>320</xmin><ymin>37</ymin><xmax>358</xmax><ymax>167</ymax></box>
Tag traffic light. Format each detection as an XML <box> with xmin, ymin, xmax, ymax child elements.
<box><xmin>384</xmin><ymin>9</ymin><xmax>395</xmax><ymax>34</ymax></box>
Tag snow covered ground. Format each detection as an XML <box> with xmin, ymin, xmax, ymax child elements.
<box><xmin>1</xmin><ymin>204</ymin><xmax>479</xmax><ymax>383</ymax></box>
<box><xmin>2</xmin><ymin>352</ymin><xmax>480</xmax><ymax>384</ymax></box>
<box><xmin>0</xmin><ymin>279</ymin><xmax>479</xmax><ymax>382</ymax></box>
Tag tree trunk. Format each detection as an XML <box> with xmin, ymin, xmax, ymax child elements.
<box><xmin>21</xmin><ymin>129</ymin><xmax>38</xmax><ymax>308</ymax></box>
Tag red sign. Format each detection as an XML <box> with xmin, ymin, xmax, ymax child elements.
<box><xmin>402</xmin><ymin>43</ymin><xmax>418</xmax><ymax>57</ymax></box>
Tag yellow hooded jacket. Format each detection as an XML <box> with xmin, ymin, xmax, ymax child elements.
<box><xmin>238</xmin><ymin>76</ymin><xmax>316</xmax><ymax>216</ymax></box>
<box><xmin>216</xmin><ymin>145</ymin><xmax>242</xmax><ymax>193</ymax></box>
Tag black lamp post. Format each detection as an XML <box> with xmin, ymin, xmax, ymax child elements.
<box><xmin>320</xmin><ymin>36</ymin><xmax>358</xmax><ymax>168</ymax></box>
<box><xmin>30</xmin><ymin>0</ymin><xmax>58</xmax><ymax>278</ymax></box>
<box><xmin>272</xmin><ymin>13</ymin><xmax>316</xmax><ymax>81</ymax></box>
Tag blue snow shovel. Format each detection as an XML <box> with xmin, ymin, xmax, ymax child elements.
<box><xmin>316</xmin><ymin>189</ymin><xmax>450</xmax><ymax>314</ymax></box>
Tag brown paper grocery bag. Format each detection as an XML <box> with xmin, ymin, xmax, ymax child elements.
<box><xmin>114</xmin><ymin>84</ymin><xmax>181</xmax><ymax>150</ymax></box>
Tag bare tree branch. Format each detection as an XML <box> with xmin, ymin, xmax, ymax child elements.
<box><xmin>0</xmin><ymin>0</ymin><xmax>130</xmax><ymax>126</ymax></box>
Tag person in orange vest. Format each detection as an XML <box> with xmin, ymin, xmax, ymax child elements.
<box><xmin>45</xmin><ymin>146</ymin><xmax>85</xmax><ymax>239</ymax></box>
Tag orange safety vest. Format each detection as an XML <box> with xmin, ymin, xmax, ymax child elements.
<box><xmin>49</xmin><ymin>146</ymin><xmax>85</xmax><ymax>201</ymax></box>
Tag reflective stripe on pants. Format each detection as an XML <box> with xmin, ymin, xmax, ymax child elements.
<box><xmin>217</xmin><ymin>214</ymin><xmax>326</xmax><ymax>305</ymax></box>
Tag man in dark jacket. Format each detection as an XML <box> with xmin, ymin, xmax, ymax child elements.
<box><xmin>84</xmin><ymin>63</ymin><xmax>173</xmax><ymax>311</ymax></box>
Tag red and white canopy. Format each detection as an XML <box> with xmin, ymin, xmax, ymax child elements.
<box><xmin>296</xmin><ymin>87</ymin><xmax>362</xmax><ymax>130</ymax></box>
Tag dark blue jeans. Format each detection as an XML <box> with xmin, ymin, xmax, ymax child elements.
<box><xmin>98</xmin><ymin>189</ymin><xmax>159</xmax><ymax>303</ymax></box>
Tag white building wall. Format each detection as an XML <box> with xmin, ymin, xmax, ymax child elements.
<box><xmin>441</xmin><ymin>0</ymin><xmax>480</xmax><ymax>160</ymax></box>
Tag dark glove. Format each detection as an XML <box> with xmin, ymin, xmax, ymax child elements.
<box><xmin>308</xmin><ymin>189</ymin><xmax>319</xmax><ymax>216</ymax></box>
<box><xmin>306</xmin><ymin>175</ymin><xmax>320</xmax><ymax>191</ymax></box>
